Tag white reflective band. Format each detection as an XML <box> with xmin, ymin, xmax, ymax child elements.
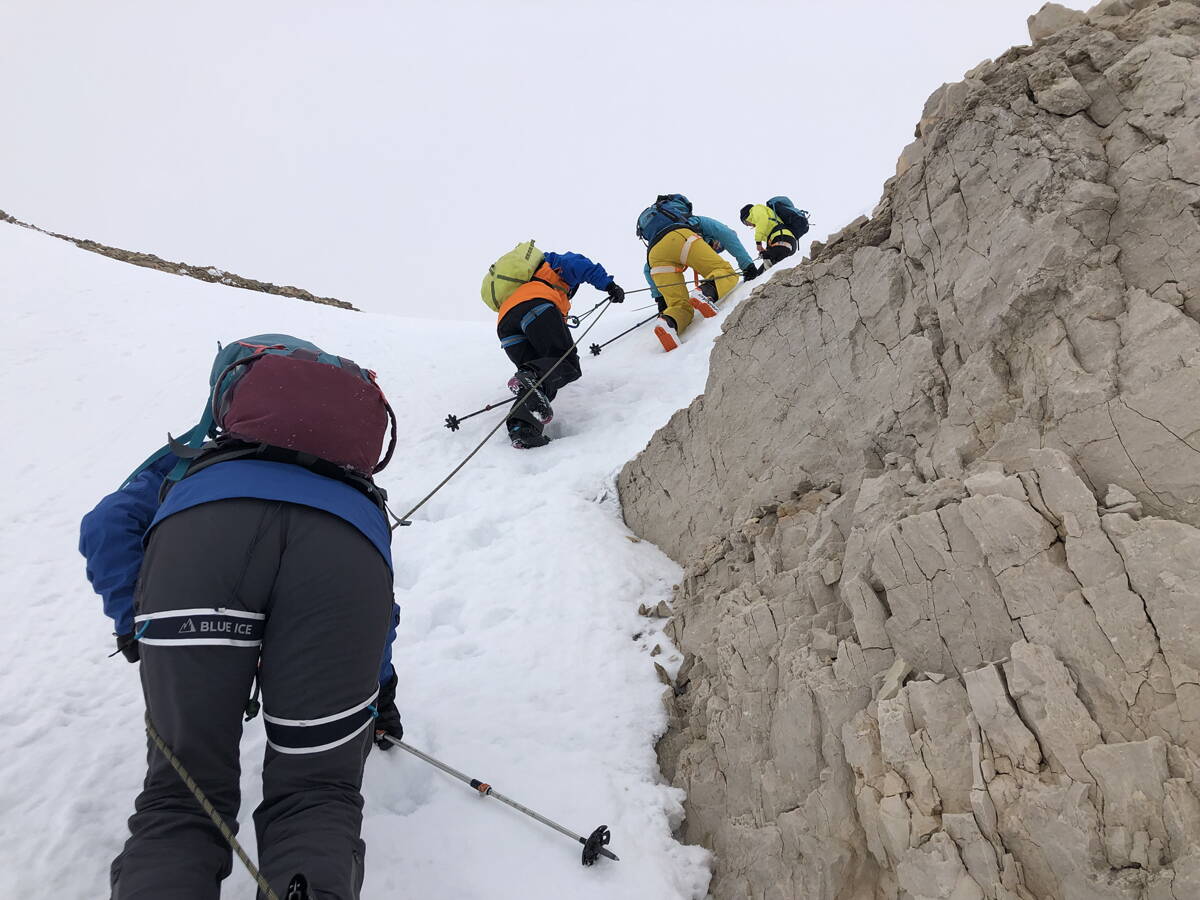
<box><xmin>263</xmin><ymin>688</ymin><xmax>381</xmax><ymax>728</ymax></box>
<box><xmin>139</xmin><ymin>638</ymin><xmax>262</xmax><ymax>648</ymax></box>
<box><xmin>266</xmin><ymin>719</ymin><xmax>373</xmax><ymax>756</ymax></box>
<box><xmin>649</xmin><ymin>265</ymin><xmax>683</xmax><ymax>275</ymax></box>
<box><xmin>134</xmin><ymin>607</ymin><xmax>266</xmax><ymax>622</ymax></box>
<box><xmin>680</xmin><ymin>234</ymin><xmax>699</xmax><ymax>265</ymax></box>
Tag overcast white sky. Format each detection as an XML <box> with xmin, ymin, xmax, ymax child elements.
<box><xmin>1</xmin><ymin>1</ymin><xmax>1082</xmax><ymax>320</ymax></box>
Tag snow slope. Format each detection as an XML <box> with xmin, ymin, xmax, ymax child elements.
<box><xmin>0</xmin><ymin>224</ymin><xmax>785</xmax><ymax>898</ymax></box>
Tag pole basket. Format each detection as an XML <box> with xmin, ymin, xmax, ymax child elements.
<box><xmin>582</xmin><ymin>825</ymin><xmax>613</xmax><ymax>866</ymax></box>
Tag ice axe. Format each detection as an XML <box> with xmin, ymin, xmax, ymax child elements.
<box><xmin>379</xmin><ymin>735</ymin><xmax>619</xmax><ymax>866</ymax></box>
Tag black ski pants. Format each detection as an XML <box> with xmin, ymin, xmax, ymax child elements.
<box><xmin>111</xmin><ymin>498</ymin><xmax>393</xmax><ymax>900</ymax></box>
<box><xmin>762</xmin><ymin>235</ymin><xmax>797</xmax><ymax>266</ymax></box>
<box><xmin>498</xmin><ymin>298</ymin><xmax>581</xmax><ymax>427</ymax></box>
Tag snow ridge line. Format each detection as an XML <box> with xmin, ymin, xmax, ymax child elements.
<box><xmin>0</xmin><ymin>207</ymin><xmax>356</xmax><ymax>311</ymax></box>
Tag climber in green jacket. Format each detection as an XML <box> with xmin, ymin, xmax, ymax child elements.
<box><xmin>739</xmin><ymin>200</ymin><xmax>807</xmax><ymax>268</ymax></box>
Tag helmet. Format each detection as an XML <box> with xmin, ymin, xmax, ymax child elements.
<box><xmin>739</xmin><ymin>204</ymin><xmax>753</xmax><ymax>224</ymax></box>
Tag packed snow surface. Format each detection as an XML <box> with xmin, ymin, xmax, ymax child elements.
<box><xmin>0</xmin><ymin>225</ymin><xmax>792</xmax><ymax>897</ymax></box>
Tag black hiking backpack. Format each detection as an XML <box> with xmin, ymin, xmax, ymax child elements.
<box><xmin>765</xmin><ymin>196</ymin><xmax>810</xmax><ymax>240</ymax></box>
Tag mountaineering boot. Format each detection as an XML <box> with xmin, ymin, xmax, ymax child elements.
<box><xmin>654</xmin><ymin>315</ymin><xmax>680</xmax><ymax>353</ymax></box>
<box><xmin>688</xmin><ymin>280</ymin><xmax>719</xmax><ymax>318</ymax></box>
<box><xmin>689</xmin><ymin>294</ymin><xmax>718</xmax><ymax>319</ymax></box>
<box><xmin>509</xmin><ymin>420</ymin><xmax>551</xmax><ymax>449</ymax></box>
<box><xmin>507</xmin><ymin>369</ymin><xmax>554</xmax><ymax>424</ymax></box>
<box><xmin>285</xmin><ymin>874</ymin><xmax>317</xmax><ymax>900</ymax></box>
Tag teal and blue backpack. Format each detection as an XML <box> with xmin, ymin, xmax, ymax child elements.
<box><xmin>635</xmin><ymin>194</ymin><xmax>696</xmax><ymax>246</ymax></box>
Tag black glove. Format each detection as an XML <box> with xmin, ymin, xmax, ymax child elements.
<box><xmin>742</xmin><ymin>263</ymin><xmax>760</xmax><ymax>282</ymax></box>
<box><xmin>653</xmin><ymin>295</ymin><xmax>666</xmax><ymax>313</ymax></box>
<box><xmin>373</xmin><ymin>672</ymin><xmax>404</xmax><ymax>750</ymax></box>
<box><xmin>115</xmin><ymin>632</ymin><xmax>140</xmax><ymax>663</ymax></box>
<box><xmin>606</xmin><ymin>282</ymin><xmax>625</xmax><ymax>303</ymax></box>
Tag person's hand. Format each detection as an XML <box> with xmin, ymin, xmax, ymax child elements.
<box><xmin>115</xmin><ymin>632</ymin><xmax>140</xmax><ymax>663</ymax></box>
<box><xmin>742</xmin><ymin>263</ymin><xmax>760</xmax><ymax>282</ymax></box>
<box><xmin>373</xmin><ymin>672</ymin><xmax>404</xmax><ymax>749</ymax></box>
<box><xmin>606</xmin><ymin>282</ymin><xmax>625</xmax><ymax>303</ymax></box>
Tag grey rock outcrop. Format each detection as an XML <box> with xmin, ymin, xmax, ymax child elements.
<box><xmin>620</xmin><ymin>2</ymin><xmax>1200</xmax><ymax>897</ymax></box>
<box><xmin>1028</xmin><ymin>3</ymin><xmax>1090</xmax><ymax>42</ymax></box>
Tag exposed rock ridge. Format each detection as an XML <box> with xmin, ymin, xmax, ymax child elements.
<box><xmin>619</xmin><ymin>2</ymin><xmax>1200</xmax><ymax>897</ymax></box>
<box><xmin>0</xmin><ymin>209</ymin><xmax>356</xmax><ymax>310</ymax></box>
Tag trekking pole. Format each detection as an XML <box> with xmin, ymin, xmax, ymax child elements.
<box><xmin>396</xmin><ymin>301</ymin><xmax>614</xmax><ymax>528</ymax></box>
<box><xmin>380</xmin><ymin>735</ymin><xmax>619</xmax><ymax>866</ymax></box>
<box><xmin>565</xmin><ymin>299</ymin><xmax>607</xmax><ymax>328</ymax></box>
<box><xmin>589</xmin><ymin>312</ymin><xmax>659</xmax><ymax>356</ymax></box>
<box><xmin>444</xmin><ymin>398</ymin><xmax>513</xmax><ymax>432</ymax></box>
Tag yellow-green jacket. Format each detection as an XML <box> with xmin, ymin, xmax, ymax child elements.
<box><xmin>745</xmin><ymin>204</ymin><xmax>794</xmax><ymax>243</ymax></box>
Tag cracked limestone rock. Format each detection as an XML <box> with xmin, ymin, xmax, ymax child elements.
<box><xmin>621</xmin><ymin>2</ymin><xmax>1200</xmax><ymax>897</ymax></box>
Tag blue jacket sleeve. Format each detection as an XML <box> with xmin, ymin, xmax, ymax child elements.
<box><xmin>379</xmin><ymin>601</ymin><xmax>400</xmax><ymax>684</ymax></box>
<box><xmin>79</xmin><ymin>455</ymin><xmax>173</xmax><ymax>635</ymax></box>
<box><xmin>694</xmin><ymin>216</ymin><xmax>754</xmax><ymax>270</ymax></box>
<box><xmin>542</xmin><ymin>251</ymin><xmax>614</xmax><ymax>293</ymax></box>
<box><xmin>643</xmin><ymin>261</ymin><xmax>661</xmax><ymax>299</ymax></box>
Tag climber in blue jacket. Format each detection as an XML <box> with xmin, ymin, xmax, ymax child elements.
<box><xmin>79</xmin><ymin>338</ymin><xmax>405</xmax><ymax>899</ymax></box>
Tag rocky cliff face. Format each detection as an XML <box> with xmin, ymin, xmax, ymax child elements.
<box><xmin>619</xmin><ymin>2</ymin><xmax>1200</xmax><ymax>897</ymax></box>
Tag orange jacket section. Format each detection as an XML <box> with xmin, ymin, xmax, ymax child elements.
<box><xmin>496</xmin><ymin>262</ymin><xmax>571</xmax><ymax>322</ymax></box>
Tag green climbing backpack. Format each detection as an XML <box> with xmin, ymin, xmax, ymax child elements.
<box><xmin>481</xmin><ymin>240</ymin><xmax>545</xmax><ymax>311</ymax></box>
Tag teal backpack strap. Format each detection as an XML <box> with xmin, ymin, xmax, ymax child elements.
<box><xmin>119</xmin><ymin>416</ymin><xmax>212</xmax><ymax>489</ymax></box>
<box><xmin>120</xmin><ymin>445</ymin><xmax>176</xmax><ymax>490</ymax></box>
<box><xmin>166</xmin><ymin>414</ymin><xmax>215</xmax><ymax>481</ymax></box>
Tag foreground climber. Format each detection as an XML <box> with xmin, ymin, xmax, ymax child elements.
<box><xmin>636</xmin><ymin>194</ymin><xmax>750</xmax><ymax>351</ymax></box>
<box><xmin>739</xmin><ymin>197</ymin><xmax>810</xmax><ymax>268</ymax></box>
<box><xmin>79</xmin><ymin>335</ymin><xmax>404</xmax><ymax>900</ymax></box>
<box><xmin>483</xmin><ymin>242</ymin><xmax>624</xmax><ymax>448</ymax></box>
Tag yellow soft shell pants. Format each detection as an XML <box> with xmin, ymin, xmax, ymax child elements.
<box><xmin>648</xmin><ymin>229</ymin><xmax>738</xmax><ymax>334</ymax></box>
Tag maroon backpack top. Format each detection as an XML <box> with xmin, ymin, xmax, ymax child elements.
<box><xmin>212</xmin><ymin>341</ymin><xmax>397</xmax><ymax>477</ymax></box>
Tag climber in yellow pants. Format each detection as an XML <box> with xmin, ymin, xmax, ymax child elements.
<box><xmin>637</xmin><ymin>195</ymin><xmax>756</xmax><ymax>343</ymax></box>
<box><xmin>647</xmin><ymin>228</ymin><xmax>738</xmax><ymax>334</ymax></box>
